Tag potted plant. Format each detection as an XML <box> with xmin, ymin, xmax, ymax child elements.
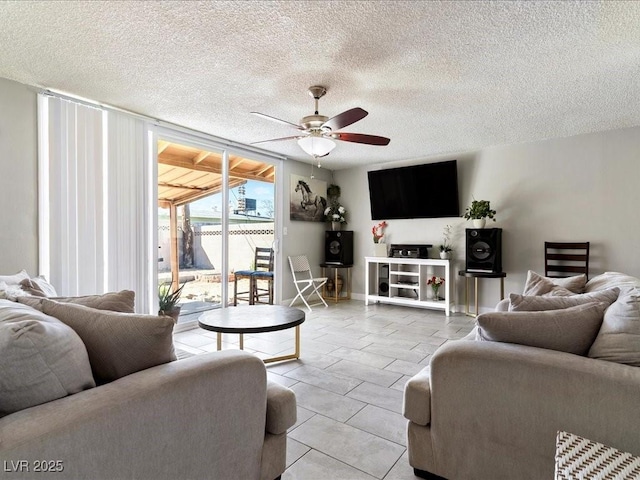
<box><xmin>439</xmin><ymin>224</ymin><xmax>453</xmax><ymax>259</ymax></box>
<box><xmin>327</xmin><ymin>184</ymin><xmax>341</xmax><ymax>200</ymax></box>
<box><xmin>462</xmin><ymin>199</ymin><xmax>496</xmax><ymax>228</ymax></box>
<box><xmin>158</xmin><ymin>282</ymin><xmax>185</xmax><ymax>322</ymax></box>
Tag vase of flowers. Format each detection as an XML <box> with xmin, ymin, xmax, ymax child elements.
<box><xmin>427</xmin><ymin>276</ymin><xmax>445</xmax><ymax>301</ymax></box>
<box><xmin>324</xmin><ymin>202</ymin><xmax>346</xmax><ymax>230</ymax></box>
<box><xmin>463</xmin><ymin>199</ymin><xmax>496</xmax><ymax>228</ymax></box>
<box><xmin>439</xmin><ymin>224</ymin><xmax>453</xmax><ymax>259</ymax></box>
<box><xmin>372</xmin><ymin>221</ymin><xmax>388</xmax><ymax>256</ymax></box>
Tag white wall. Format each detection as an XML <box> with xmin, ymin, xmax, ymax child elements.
<box><xmin>0</xmin><ymin>77</ymin><xmax>38</xmax><ymax>276</ymax></box>
<box><xmin>336</xmin><ymin>126</ymin><xmax>640</xmax><ymax>311</ymax></box>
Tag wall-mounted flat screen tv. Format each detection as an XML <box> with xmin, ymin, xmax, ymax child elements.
<box><xmin>368</xmin><ymin>160</ymin><xmax>459</xmax><ymax>220</ymax></box>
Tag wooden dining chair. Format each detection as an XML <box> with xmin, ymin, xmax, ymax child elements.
<box><xmin>233</xmin><ymin>247</ymin><xmax>274</xmax><ymax>305</ymax></box>
<box><xmin>544</xmin><ymin>242</ymin><xmax>590</xmax><ymax>279</ymax></box>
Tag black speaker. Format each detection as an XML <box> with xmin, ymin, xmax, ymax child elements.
<box><xmin>466</xmin><ymin>228</ymin><xmax>503</xmax><ymax>273</ymax></box>
<box><xmin>324</xmin><ymin>231</ymin><xmax>354</xmax><ymax>265</ymax></box>
<box><xmin>378</xmin><ymin>264</ymin><xmax>390</xmax><ymax>296</ymax></box>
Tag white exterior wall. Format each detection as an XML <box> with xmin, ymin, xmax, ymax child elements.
<box><xmin>158</xmin><ymin>223</ymin><xmax>275</xmax><ymax>273</ymax></box>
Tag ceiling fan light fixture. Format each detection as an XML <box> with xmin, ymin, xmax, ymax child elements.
<box><xmin>297</xmin><ymin>135</ymin><xmax>336</xmax><ymax>158</ymax></box>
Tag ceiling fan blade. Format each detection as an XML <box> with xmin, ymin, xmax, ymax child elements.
<box><xmin>322</xmin><ymin>107</ymin><xmax>368</xmax><ymax>131</ymax></box>
<box><xmin>251</xmin><ymin>112</ymin><xmax>303</xmax><ymax>130</ymax></box>
<box><xmin>250</xmin><ymin>135</ymin><xmax>302</xmax><ymax>145</ymax></box>
<box><xmin>330</xmin><ymin>132</ymin><xmax>390</xmax><ymax>146</ymax></box>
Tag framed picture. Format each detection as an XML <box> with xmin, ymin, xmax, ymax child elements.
<box><xmin>290</xmin><ymin>174</ymin><xmax>327</xmax><ymax>222</ymax></box>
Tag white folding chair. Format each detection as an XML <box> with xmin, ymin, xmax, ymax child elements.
<box><xmin>288</xmin><ymin>255</ymin><xmax>328</xmax><ymax>312</ymax></box>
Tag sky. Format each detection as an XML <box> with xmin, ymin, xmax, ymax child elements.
<box><xmin>189</xmin><ymin>179</ymin><xmax>274</xmax><ymax>218</ymax></box>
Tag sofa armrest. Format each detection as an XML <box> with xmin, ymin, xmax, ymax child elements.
<box><xmin>495</xmin><ymin>298</ymin><xmax>510</xmax><ymax>311</ymax></box>
<box><xmin>403</xmin><ymin>366</ymin><xmax>431</xmax><ymax>425</ymax></box>
<box><xmin>265</xmin><ymin>380</ymin><xmax>296</xmax><ymax>435</ymax></box>
<box><xmin>429</xmin><ymin>340</ymin><xmax>640</xmax><ymax>465</ymax></box>
<box><xmin>0</xmin><ymin>350</ymin><xmax>268</xmax><ymax>480</ymax></box>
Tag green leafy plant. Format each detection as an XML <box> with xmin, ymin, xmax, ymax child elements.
<box><xmin>158</xmin><ymin>282</ymin><xmax>185</xmax><ymax>312</ymax></box>
<box><xmin>463</xmin><ymin>199</ymin><xmax>496</xmax><ymax>221</ymax></box>
<box><xmin>327</xmin><ymin>184</ymin><xmax>341</xmax><ymax>199</ymax></box>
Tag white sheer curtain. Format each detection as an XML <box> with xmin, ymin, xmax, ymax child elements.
<box><xmin>38</xmin><ymin>94</ymin><xmax>151</xmax><ymax>312</ymax></box>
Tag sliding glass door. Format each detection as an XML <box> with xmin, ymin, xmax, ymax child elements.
<box><xmin>152</xmin><ymin>130</ymin><xmax>279</xmax><ymax>327</ymax></box>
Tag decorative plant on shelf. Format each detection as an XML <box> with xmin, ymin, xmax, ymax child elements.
<box><xmin>372</xmin><ymin>221</ymin><xmax>388</xmax><ymax>243</ymax></box>
<box><xmin>158</xmin><ymin>282</ymin><xmax>185</xmax><ymax>322</ymax></box>
<box><xmin>427</xmin><ymin>276</ymin><xmax>445</xmax><ymax>300</ymax></box>
<box><xmin>439</xmin><ymin>224</ymin><xmax>453</xmax><ymax>254</ymax></box>
<box><xmin>463</xmin><ymin>199</ymin><xmax>496</xmax><ymax>228</ymax></box>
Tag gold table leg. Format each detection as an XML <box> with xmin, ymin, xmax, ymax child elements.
<box><xmin>217</xmin><ymin>332</ymin><xmax>222</xmax><ymax>350</ymax></box>
<box><xmin>263</xmin><ymin>325</ymin><xmax>301</xmax><ymax>364</ymax></box>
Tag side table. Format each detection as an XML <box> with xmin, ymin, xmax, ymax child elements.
<box><xmin>320</xmin><ymin>263</ymin><xmax>353</xmax><ymax>303</ymax></box>
<box><xmin>458</xmin><ymin>270</ymin><xmax>506</xmax><ymax>317</ymax></box>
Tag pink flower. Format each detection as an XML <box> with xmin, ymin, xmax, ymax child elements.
<box><xmin>372</xmin><ymin>221</ymin><xmax>388</xmax><ymax>243</ymax></box>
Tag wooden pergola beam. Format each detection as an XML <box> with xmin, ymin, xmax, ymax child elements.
<box><xmin>158</xmin><ymin>156</ymin><xmax>273</xmax><ymax>183</ymax></box>
<box><xmin>193</xmin><ymin>151</ymin><xmax>210</xmax><ymax>165</ymax></box>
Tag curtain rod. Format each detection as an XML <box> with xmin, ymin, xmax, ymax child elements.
<box><xmin>38</xmin><ymin>87</ymin><xmax>288</xmax><ymax>162</ymax></box>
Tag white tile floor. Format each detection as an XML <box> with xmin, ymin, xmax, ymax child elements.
<box><xmin>173</xmin><ymin>300</ymin><xmax>475</xmax><ymax>480</ymax></box>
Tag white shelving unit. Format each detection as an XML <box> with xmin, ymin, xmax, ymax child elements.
<box><xmin>364</xmin><ymin>256</ymin><xmax>452</xmax><ymax>316</ymax></box>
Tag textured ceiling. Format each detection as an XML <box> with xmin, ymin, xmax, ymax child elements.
<box><xmin>0</xmin><ymin>1</ymin><xmax>639</xmax><ymax>170</ymax></box>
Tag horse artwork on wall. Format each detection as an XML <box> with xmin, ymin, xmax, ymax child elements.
<box><xmin>290</xmin><ymin>174</ymin><xmax>327</xmax><ymax>222</ymax></box>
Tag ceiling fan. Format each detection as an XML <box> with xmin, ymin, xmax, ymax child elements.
<box><xmin>251</xmin><ymin>86</ymin><xmax>390</xmax><ymax>167</ymax></box>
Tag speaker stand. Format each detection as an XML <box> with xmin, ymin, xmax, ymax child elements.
<box><xmin>458</xmin><ymin>270</ymin><xmax>506</xmax><ymax>317</ymax></box>
<box><xmin>320</xmin><ymin>264</ymin><xmax>353</xmax><ymax>303</ymax></box>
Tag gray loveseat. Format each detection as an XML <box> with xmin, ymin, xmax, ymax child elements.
<box><xmin>403</xmin><ymin>271</ymin><xmax>640</xmax><ymax>479</ymax></box>
<box><xmin>0</xmin><ymin>295</ymin><xmax>296</xmax><ymax>480</ymax></box>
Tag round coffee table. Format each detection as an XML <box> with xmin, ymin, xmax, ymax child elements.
<box><xmin>198</xmin><ymin>305</ymin><xmax>305</xmax><ymax>364</ymax></box>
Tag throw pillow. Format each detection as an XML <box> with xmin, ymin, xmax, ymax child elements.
<box><xmin>522</xmin><ymin>270</ymin><xmax>587</xmax><ymax>296</ymax></box>
<box><xmin>588</xmin><ymin>289</ymin><xmax>640</xmax><ymax>367</ymax></box>
<box><xmin>509</xmin><ymin>288</ymin><xmax>620</xmax><ymax>312</ymax></box>
<box><xmin>0</xmin><ymin>300</ymin><xmax>95</xmax><ymax>417</ymax></box>
<box><xmin>476</xmin><ymin>302</ymin><xmax>608</xmax><ymax>355</ymax></box>
<box><xmin>18</xmin><ymin>290</ymin><xmax>136</xmax><ymax>313</ymax></box>
<box><xmin>20</xmin><ymin>276</ymin><xmax>58</xmax><ymax>297</ymax></box>
<box><xmin>0</xmin><ymin>269</ymin><xmax>30</xmax><ymax>285</ymax></box>
<box><xmin>0</xmin><ymin>281</ymin><xmax>32</xmax><ymax>300</ymax></box>
<box><xmin>585</xmin><ymin>272</ymin><xmax>640</xmax><ymax>294</ymax></box>
<box><xmin>41</xmin><ymin>300</ymin><xmax>176</xmax><ymax>383</ymax></box>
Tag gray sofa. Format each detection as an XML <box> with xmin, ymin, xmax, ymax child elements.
<box><xmin>0</xmin><ymin>295</ymin><xmax>296</xmax><ymax>480</ymax></box>
<box><xmin>403</xmin><ymin>271</ymin><xmax>640</xmax><ymax>480</ymax></box>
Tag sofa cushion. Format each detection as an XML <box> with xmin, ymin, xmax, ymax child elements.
<box><xmin>0</xmin><ymin>269</ymin><xmax>30</xmax><ymax>285</ymax></box>
<box><xmin>41</xmin><ymin>300</ymin><xmax>176</xmax><ymax>383</ymax></box>
<box><xmin>0</xmin><ymin>300</ymin><xmax>95</xmax><ymax>417</ymax></box>
<box><xmin>509</xmin><ymin>288</ymin><xmax>620</xmax><ymax>312</ymax></box>
<box><xmin>585</xmin><ymin>272</ymin><xmax>640</xmax><ymax>294</ymax></box>
<box><xmin>522</xmin><ymin>270</ymin><xmax>587</xmax><ymax>296</ymax></box>
<box><xmin>19</xmin><ymin>290</ymin><xmax>135</xmax><ymax>313</ymax></box>
<box><xmin>588</xmin><ymin>289</ymin><xmax>640</xmax><ymax>367</ymax></box>
<box><xmin>476</xmin><ymin>302</ymin><xmax>608</xmax><ymax>355</ymax></box>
